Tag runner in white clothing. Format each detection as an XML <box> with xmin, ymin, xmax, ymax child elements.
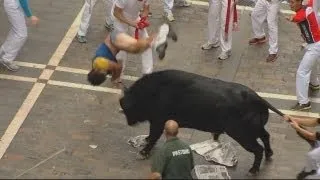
<box><xmin>0</xmin><ymin>0</ymin><xmax>39</xmax><ymax>71</ymax></box>
<box><xmin>163</xmin><ymin>0</ymin><xmax>191</xmax><ymax>22</ymax></box>
<box><xmin>77</xmin><ymin>0</ymin><xmax>115</xmax><ymax>43</ymax></box>
<box><xmin>201</xmin><ymin>0</ymin><xmax>239</xmax><ymax>60</ymax></box>
<box><xmin>249</xmin><ymin>0</ymin><xmax>280</xmax><ymax>63</ymax></box>
<box><xmin>113</xmin><ymin>0</ymin><xmax>156</xmax><ymax>76</ymax></box>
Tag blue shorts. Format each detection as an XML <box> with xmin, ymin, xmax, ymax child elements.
<box><xmin>94</xmin><ymin>43</ymin><xmax>117</xmax><ymax>62</ymax></box>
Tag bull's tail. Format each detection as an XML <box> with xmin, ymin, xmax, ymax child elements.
<box><xmin>259</xmin><ymin>96</ymin><xmax>284</xmax><ymax>117</ymax></box>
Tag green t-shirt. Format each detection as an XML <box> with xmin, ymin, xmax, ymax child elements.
<box><xmin>151</xmin><ymin>137</ymin><xmax>194</xmax><ymax>179</ymax></box>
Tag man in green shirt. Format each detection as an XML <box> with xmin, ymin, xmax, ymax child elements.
<box><xmin>150</xmin><ymin>120</ymin><xmax>194</xmax><ymax>179</ymax></box>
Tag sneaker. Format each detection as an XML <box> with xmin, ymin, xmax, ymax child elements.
<box><xmin>153</xmin><ymin>23</ymin><xmax>170</xmax><ymax>60</ymax></box>
<box><xmin>218</xmin><ymin>51</ymin><xmax>231</xmax><ymax>60</ymax></box>
<box><xmin>0</xmin><ymin>59</ymin><xmax>20</xmax><ymax>71</ymax></box>
<box><xmin>201</xmin><ymin>41</ymin><xmax>220</xmax><ymax>50</ymax></box>
<box><xmin>297</xmin><ymin>170</ymin><xmax>316</xmax><ymax>179</ymax></box>
<box><xmin>105</xmin><ymin>23</ymin><xmax>114</xmax><ymax>31</ymax></box>
<box><xmin>164</xmin><ymin>13</ymin><xmax>175</xmax><ymax>22</ymax></box>
<box><xmin>175</xmin><ymin>0</ymin><xmax>191</xmax><ymax>7</ymax></box>
<box><xmin>290</xmin><ymin>102</ymin><xmax>311</xmax><ymax>111</ymax></box>
<box><xmin>266</xmin><ymin>54</ymin><xmax>277</xmax><ymax>62</ymax></box>
<box><xmin>301</xmin><ymin>42</ymin><xmax>307</xmax><ymax>49</ymax></box>
<box><xmin>167</xmin><ymin>23</ymin><xmax>178</xmax><ymax>42</ymax></box>
<box><xmin>309</xmin><ymin>83</ymin><xmax>320</xmax><ymax>91</ymax></box>
<box><xmin>77</xmin><ymin>34</ymin><xmax>87</xmax><ymax>43</ymax></box>
<box><xmin>249</xmin><ymin>36</ymin><xmax>267</xmax><ymax>45</ymax></box>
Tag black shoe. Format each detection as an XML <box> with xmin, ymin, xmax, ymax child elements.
<box><xmin>153</xmin><ymin>24</ymin><xmax>169</xmax><ymax>60</ymax></box>
<box><xmin>76</xmin><ymin>34</ymin><xmax>87</xmax><ymax>43</ymax></box>
<box><xmin>290</xmin><ymin>102</ymin><xmax>311</xmax><ymax>111</ymax></box>
<box><xmin>309</xmin><ymin>83</ymin><xmax>320</xmax><ymax>91</ymax></box>
<box><xmin>297</xmin><ymin>170</ymin><xmax>316</xmax><ymax>179</ymax></box>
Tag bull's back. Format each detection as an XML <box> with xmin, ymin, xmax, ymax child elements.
<box><xmin>135</xmin><ymin>70</ymin><xmax>267</xmax><ymax>131</ymax></box>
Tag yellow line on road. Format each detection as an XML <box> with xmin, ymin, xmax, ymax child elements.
<box><xmin>0</xmin><ymin>83</ymin><xmax>46</xmax><ymax>159</ymax></box>
<box><xmin>46</xmin><ymin>10</ymin><xmax>83</xmax><ymax>67</ymax></box>
<box><xmin>0</xmin><ymin>74</ymin><xmax>37</xmax><ymax>83</ymax></box>
<box><xmin>48</xmin><ymin>80</ymin><xmax>122</xmax><ymax>94</ymax></box>
<box><xmin>15</xmin><ymin>61</ymin><xmax>46</xmax><ymax>69</ymax></box>
<box><xmin>0</xmin><ymin>73</ymin><xmax>317</xmax><ymax>119</ymax></box>
<box><xmin>258</xmin><ymin>92</ymin><xmax>320</xmax><ymax>104</ymax></box>
<box><xmin>269</xmin><ymin>109</ymin><xmax>319</xmax><ymax>118</ymax></box>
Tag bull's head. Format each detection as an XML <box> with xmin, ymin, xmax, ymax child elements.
<box><xmin>119</xmin><ymin>85</ymin><xmax>143</xmax><ymax>126</ymax></box>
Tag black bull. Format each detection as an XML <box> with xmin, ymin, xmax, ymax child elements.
<box><xmin>119</xmin><ymin>69</ymin><xmax>285</xmax><ymax>175</ymax></box>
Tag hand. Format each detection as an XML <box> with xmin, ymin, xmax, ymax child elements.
<box><xmin>140</xmin><ymin>16</ymin><xmax>148</xmax><ymax>22</ymax></box>
<box><xmin>283</xmin><ymin>114</ymin><xmax>292</xmax><ymax>122</ymax></box>
<box><xmin>286</xmin><ymin>16</ymin><xmax>293</xmax><ymax>22</ymax></box>
<box><xmin>136</xmin><ymin>18</ymin><xmax>150</xmax><ymax>30</ymax></box>
<box><xmin>130</xmin><ymin>19</ymin><xmax>140</xmax><ymax>28</ymax></box>
<box><xmin>29</xmin><ymin>16</ymin><xmax>39</xmax><ymax>25</ymax></box>
<box><xmin>289</xmin><ymin>120</ymin><xmax>300</xmax><ymax>129</ymax></box>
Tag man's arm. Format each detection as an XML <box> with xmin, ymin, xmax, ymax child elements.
<box><xmin>19</xmin><ymin>0</ymin><xmax>39</xmax><ymax>25</ymax></box>
<box><xmin>149</xmin><ymin>149</ymin><xmax>166</xmax><ymax>180</ymax></box>
<box><xmin>283</xmin><ymin>115</ymin><xmax>319</xmax><ymax>127</ymax></box>
<box><xmin>287</xmin><ymin>11</ymin><xmax>306</xmax><ymax>23</ymax></box>
<box><xmin>140</xmin><ymin>2</ymin><xmax>150</xmax><ymax>18</ymax></box>
<box><xmin>113</xmin><ymin>3</ymin><xmax>136</xmax><ymax>27</ymax></box>
<box><xmin>19</xmin><ymin>0</ymin><xmax>32</xmax><ymax>17</ymax></box>
<box><xmin>290</xmin><ymin>120</ymin><xmax>318</xmax><ymax>141</ymax></box>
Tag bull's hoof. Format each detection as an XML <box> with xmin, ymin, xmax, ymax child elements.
<box><xmin>138</xmin><ymin>150</ymin><xmax>150</xmax><ymax>159</ymax></box>
<box><xmin>136</xmin><ymin>151</ymin><xmax>149</xmax><ymax>160</ymax></box>
<box><xmin>265</xmin><ymin>150</ymin><xmax>274</xmax><ymax>162</ymax></box>
<box><xmin>168</xmin><ymin>31</ymin><xmax>177</xmax><ymax>42</ymax></box>
<box><xmin>167</xmin><ymin>23</ymin><xmax>178</xmax><ymax>42</ymax></box>
<box><xmin>145</xmin><ymin>137</ymin><xmax>150</xmax><ymax>143</ymax></box>
<box><xmin>247</xmin><ymin>168</ymin><xmax>259</xmax><ymax>177</ymax></box>
<box><xmin>156</xmin><ymin>42</ymin><xmax>168</xmax><ymax>60</ymax></box>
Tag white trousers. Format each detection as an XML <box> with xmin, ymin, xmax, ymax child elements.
<box><xmin>163</xmin><ymin>0</ymin><xmax>188</xmax><ymax>15</ymax></box>
<box><xmin>113</xmin><ymin>19</ymin><xmax>153</xmax><ymax>75</ymax></box>
<box><xmin>207</xmin><ymin>0</ymin><xmax>235</xmax><ymax>53</ymax></box>
<box><xmin>78</xmin><ymin>0</ymin><xmax>114</xmax><ymax>36</ymax></box>
<box><xmin>0</xmin><ymin>0</ymin><xmax>28</xmax><ymax>62</ymax></box>
<box><xmin>296</xmin><ymin>42</ymin><xmax>320</xmax><ymax>104</ymax></box>
<box><xmin>251</xmin><ymin>0</ymin><xmax>279</xmax><ymax>54</ymax></box>
<box><xmin>304</xmin><ymin>146</ymin><xmax>320</xmax><ymax>172</ymax></box>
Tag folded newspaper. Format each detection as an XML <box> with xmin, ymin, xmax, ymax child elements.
<box><xmin>190</xmin><ymin>139</ymin><xmax>238</xmax><ymax>167</ymax></box>
<box><xmin>127</xmin><ymin>135</ymin><xmax>148</xmax><ymax>148</ymax></box>
<box><xmin>194</xmin><ymin>165</ymin><xmax>231</xmax><ymax>179</ymax></box>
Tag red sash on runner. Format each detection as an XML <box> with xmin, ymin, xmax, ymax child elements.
<box><xmin>224</xmin><ymin>0</ymin><xmax>238</xmax><ymax>41</ymax></box>
<box><xmin>135</xmin><ymin>16</ymin><xmax>150</xmax><ymax>39</ymax></box>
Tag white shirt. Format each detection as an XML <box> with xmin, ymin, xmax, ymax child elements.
<box><xmin>114</xmin><ymin>0</ymin><xmax>149</xmax><ymax>21</ymax></box>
